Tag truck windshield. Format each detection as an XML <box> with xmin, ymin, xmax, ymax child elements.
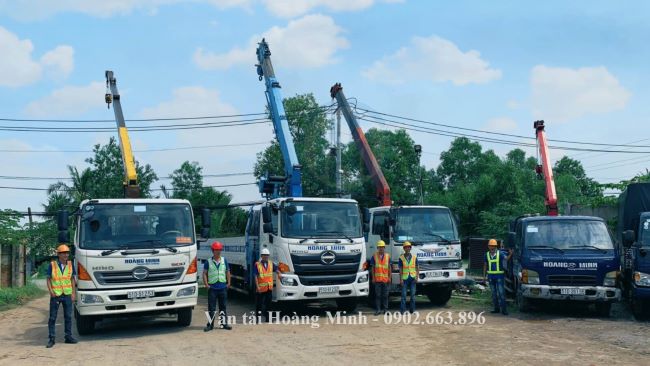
<box><xmin>281</xmin><ymin>201</ymin><xmax>362</xmax><ymax>240</ymax></box>
<box><xmin>393</xmin><ymin>208</ymin><xmax>458</xmax><ymax>243</ymax></box>
<box><xmin>524</xmin><ymin>220</ymin><xmax>614</xmax><ymax>250</ymax></box>
<box><xmin>79</xmin><ymin>203</ymin><xmax>195</xmax><ymax>249</ymax></box>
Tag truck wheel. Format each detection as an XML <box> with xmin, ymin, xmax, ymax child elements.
<box><xmin>631</xmin><ymin>298</ymin><xmax>646</xmax><ymax>320</ymax></box>
<box><xmin>595</xmin><ymin>302</ymin><xmax>611</xmax><ymax>317</ymax></box>
<box><xmin>515</xmin><ymin>282</ymin><xmax>531</xmax><ymax>312</ymax></box>
<box><xmin>336</xmin><ymin>298</ymin><xmax>358</xmax><ymax>313</ymax></box>
<box><xmin>75</xmin><ymin>309</ymin><xmax>95</xmax><ymax>335</ymax></box>
<box><xmin>426</xmin><ymin>287</ymin><xmax>452</xmax><ymax>306</ymax></box>
<box><xmin>177</xmin><ymin>307</ymin><xmax>193</xmax><ymax>326</ymax></box>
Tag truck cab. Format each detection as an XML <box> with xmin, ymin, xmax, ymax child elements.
<box><xmin>507</xmin><ymin>216</ymin><xmax>621</xmax><ymax>316</ymax></box>
<box><xmin>622</xmin><ymin>212</ymin><xmax>650</xmax><ymax>318</ymax></box>
<box><xmin>63</xmin><ymin>199</ymin><xmax>200</xmax><ymax>334</ymax></box>
<box><xmin>366</xmin><ymin>205</ymin><xmax>464</xmax><ymax>306</ymax></box>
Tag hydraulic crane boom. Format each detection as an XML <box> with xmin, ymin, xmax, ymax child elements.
<box><xmin>330</xmin><ymin>83</ymin><xmax>391</xmax><ymax>206</ymax></box>
<box><xmin>255</xmin><ymin>39</ymin><xmax>302</xmax><ymax>198</ymax></box>
<box><xmin>105</xmin><ymin>70</ymin><xmax>140</xmax><ymax>198</ymax></box>
<box><xmin>534</xmin><ymin>120</ymin><xmax>558</xmax><ymax>216</ymax></box>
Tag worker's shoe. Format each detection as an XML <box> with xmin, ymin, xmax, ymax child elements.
<box><xmin>490</xmin><ymin>308</ymin><xmax>500</xmax><ymax>314</ymax></box>
<box><xmin>374</xmin><ymin>310</ymin><xmax>381</xmax><ymax>316</ymax></box>
<box><xmin>203</xmin><ymin>324</ymin><xmax>214</xmax><ymax>332</ymax></box>
<box><xmin>64</xmin><ymin>337</ymin><xmax>78</xmax><ymax>344</ymax></box>
<box><xmin>46</xmin><ymin>338</ymin><xmax>55</xmax><ymax>348</ymax></box>
<box><xmin>221</xmin><ymin>324</ymin><xmax>232</xmax><ymax>330</ymax></box>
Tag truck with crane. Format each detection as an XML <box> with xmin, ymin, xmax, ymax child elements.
<box><xmin>204</xmin><ymin>40</ymin><xmax>369</xmax><ymax>312</ymax></box>
<box><xmin>330</xmin><ymin>83</ymin><xmax>463</xmax><ymax>306</ymax></box>
<box><xmin>505</xmin><ymin>120</ymin><xmax>621</xmax><ymax>316</ymax></box>
<box><xmin>617</xmin><ymin>183</ymin><xmax>650</xmax><ymax>319</ymax></box>
<box><xmin>56</xmin><ymin>71</ymin><xmax>207</xmax><ymax>334</ymax></box>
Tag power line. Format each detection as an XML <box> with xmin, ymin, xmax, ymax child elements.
<box><xmin>0</xmin><ymin>141</ymin><xmax>270</xmax><ymax>153</ymax></box>
<box><xmin>0</xmin><ymin>182</ymin><xmax>257</xmax><ymax>192</ymax></box>
<box><xmin>357</xmin><ymin>107</ymin><xmax>650</xmax><ymax>149</ymax></box>
<box><xmin>0</xmin><ymin>172</ymin><xmax>255</xmax><ymax>181</ymax></box>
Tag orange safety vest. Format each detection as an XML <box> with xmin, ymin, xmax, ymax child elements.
<box><xmin>256</xmin><ymin>261</ymin><xmax>274</xmax><ymax>293</ymax></box>
<box><xmin>51</xmin><ymin>260</ymin><xmax>73</xmax><ymax>296</ymax></box>
<box><xmin>372</xmin><ymin>253</ymin><xmax>390</xmax><ymax>283</ymax></box>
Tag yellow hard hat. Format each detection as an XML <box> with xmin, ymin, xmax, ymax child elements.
<box><xmin>376</xmin><ymin>240</ymin><xmax>386</xmax><ymax>248</ymax></box>
<box><xmin>488</xmin><ymin>239</ymin><xmax>498</xmax><ymax>247</ymax></box>
<box><xmin>403</xmin><ymin>241</ymin><xmax>412</xmax><ymax>247</ymax></box>
<box><xmin>57</xmin><ymin>244</ymin><xmax>70</xmax><ymax>253</ymax></box>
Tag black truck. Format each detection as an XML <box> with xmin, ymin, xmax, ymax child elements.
<box><xmin>617</xmin><ymin>183</ymin><xmax>650</xmax><ymax>319</ymax></box>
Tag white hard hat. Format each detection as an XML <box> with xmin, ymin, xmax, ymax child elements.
<box><xmin>261</xmin><ymin>248</ymin><xmax>270</xmax><ymax>255</ymax></box>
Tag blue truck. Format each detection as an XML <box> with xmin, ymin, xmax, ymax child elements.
<box><xmin>506</xmin><ymin>215</ymin><xmax>621</xmax><ymax>316</ymax></box>
<box><xmin>617</xmin><ymin>183</ymin><xmax>650</xmax><ymax>319</ymax></box>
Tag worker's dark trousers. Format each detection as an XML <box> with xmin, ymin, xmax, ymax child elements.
<box><xmin>400</xmin><ymin>277</ymin><xmax>416</xmax><ymax>313</ymax></box>
<box><xmin>48</xmin><ymin>295</ymin><xmax>73</xmax><ymax>340</ymax></box>
<box><xmin>488</xmin><ymin>276</ymin><xmax>507</xmax><ymax>311</ymax></box>
<box><xmin>207</xmin><ymin>288</ymin><xmax>228</xmax><ymax>327</ymax></box>
<box><xmin>374</xmin><ymin>282</ymin><xmax>389</xmax><ymax>312</ymax></box>
<box><xmin>256</xmin><ymin>291</ymin><xmax>272</xmax><ymax>321</ymax></box>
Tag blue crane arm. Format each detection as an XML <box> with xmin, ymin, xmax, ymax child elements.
<box><xmin>256</xmin><ymin>38</ymin><xmax>302</xmax><ymax>198</ymax></box>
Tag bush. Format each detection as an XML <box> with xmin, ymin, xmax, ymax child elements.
<box><xmin>0</xmin><ymin>283</ymin><xmax>46</xmax><ymax>310</ymax></box>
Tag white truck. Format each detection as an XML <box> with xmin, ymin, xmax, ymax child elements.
<box><xmin>58</xmin><ymin>198</ymin><xmax>205</xmax><ymax>334</ymax></box>
<box><xmin>202</xmin><ymin>197</ymin><xmax>369</xmax><ymax>312</ymax></box>
<box><xmin>366</xmin><ymin>205</ymin><xmax>464</xmax><ymax>305</ymax></box>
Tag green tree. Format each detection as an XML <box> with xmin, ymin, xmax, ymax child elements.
<box><xmin>254</xmin><ymin>93</ymin><xmax>335</xmax><ymax>197</ymax></box>
<box><xmin>0</xmin><ymin>210</ymin><xmax>24</xmax><ymax>247</ymax></box>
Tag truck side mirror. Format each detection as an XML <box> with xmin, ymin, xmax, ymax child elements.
<box><xmin>382</xmin><ymin>220</ymin><xmax>391</xmax><ymax>241</ymax></box>
<box><xmin>506</xmin><ymin>232</ymin><xmax>516</xmax><ymax>249</ymax></box>
<box><xmin>363</xmin><ymin>223</ymin><xmax>369</xmax><ymax>233</ymax></box>
<box><xmin>57</xmin><ymin>210</ymin><xmax>69</xmax><ymax>231</ymax></box>
<box><xmin>200</xmin><ymin>227</ymin><xmax>210</xmax><ymax>239</ymax></box>
<box><xmin>623</xmin><ymin>230</ymin><xmax>636</xmax><ymax>248</ymax></box>
<box><xmin>263</xmin><ymin>223</ymin><xmax>273</xmax><ymax>234</ymax></box>
<box><xmin>58</xmin><ymin>230</ymin><xmax>70</xmax><ymax>244</ymax></box>
<box><xmin>201</xmin><ymin>208</ymin><xmax>211</xmax><ymax>228</ymax></box>
<box><xmin>262</xmin><ymin>206</ymin><xmax>272</xmax><ymax>224</ymax></box>
<box><xmin>363</xmin><ymin>208</ymin><xmax>370</xmax><ymax>224</ymax></box>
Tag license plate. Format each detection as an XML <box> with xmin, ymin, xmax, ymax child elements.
<box><xmin>318</xmin><ymin>286</ymin><xmax>339</xmax><ymax>294</ymax></box>
<box><xmin>425</xmin><ymin>271</ymin><xmax>443</xmax><ymax>278</ymax></box>
<box><xmin>127</xmin><ymin>290</ymin><xmax>155</xmax><ymax>299</ymax></box>
<box><xmin>560</xmin><ymin>288</ymin><xmax>586</xmax><ymax>295</ymax></box>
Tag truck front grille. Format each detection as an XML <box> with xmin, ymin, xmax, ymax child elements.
<box><xmin>95</xmin><ymin>268</ymin><xmax>183</xmax><ymax>285</ymax></box>
<box><xmin>547</xmin><ymin>275</ymin><xmax>597</xmax><ymax>286</ymax></box>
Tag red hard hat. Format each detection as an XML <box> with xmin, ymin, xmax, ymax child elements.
<box><xmin>211</xmin><ymin>242</ymin><xmax>223</xmax><ymax>251</ymax></box>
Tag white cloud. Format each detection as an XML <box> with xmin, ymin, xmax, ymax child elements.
<box><xmin>40</xmin><ymin>45</ymin><xmax>75</xmax><ymax>80</ymax></box>
<box><xmin>261</xmin><ymin>0</ymin><xmax>404</xmax><ymax>18</ymax></box>
<box><xmin>24</xmin><ymin>81</ymin><xmax>105</xmax><ymax>117</ymax></box>
<box><xmin>0</xmin><ymin>0</ymin><xmax>252</xmax><ymax>20</ymax></box>
<box><xmin>531</xmin><ymin>65</ymin><xmax>631</xmax><ymax>122</ymax></box>
<box><xmin>194</xmin><ymin>14</ymin><xmax>349</xmax><ymax>69</ymax></box>
<box><xmin>0</xmin><ymin>26</ymin><xmax>74</xmax><ymax>87</ymax></box>
<box><xmin>363</xmin><ymin>35</ymin><xmax>501</xmax><ymax>85</ymax></box>
<box><xmin>485</xmin><ymin>117</ymin><xmax>517</xmax><ymax>133</ymax></box>
<box><xmin>140</xmin><ymin>86</ymin><xmax>237</xmax><ymax>118</ymax></box>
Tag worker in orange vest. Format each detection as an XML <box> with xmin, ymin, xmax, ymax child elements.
<box><xmin>254</xmin><ymin>248</ymin><xmax>281</xmax><ymax>322</ymax></box>
<box><xmin>46</xmin><ymin>244</ymin><xmax>78</xmax><ymax>348</ymax></box>
<box><xmin>369</xmin><ymin>240</ymin><xmax>391</xmax><ymax>315</ymax></box>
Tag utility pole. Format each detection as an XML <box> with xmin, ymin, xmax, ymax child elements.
<box><xmin>335</xmin><ymin>107</ymin><xmax>342</xmax><ymax>197</ymax></box>
<box><xmin>414</xmin><ymin>145</ymin><xmax>423</xmax><ymax>205</ymax></box>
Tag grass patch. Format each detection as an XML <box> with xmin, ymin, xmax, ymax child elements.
<box><xmin>0</xmin><ymin>282</ymin><xmax>46</xmax><ymax>311</ymax></box>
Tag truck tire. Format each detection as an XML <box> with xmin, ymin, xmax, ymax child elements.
<box><xmin>336</xmin><ymin>298</ymin><xmax>358</xmax><ymax>313</ymax></box>
<box><xmin>75</xmin><ymin>309</ymin><xmax>95</xmax><ymax>335</ymax></box>
<box><xmin>177</xmin><ymin>307</ymin><xmax>193</xmax><ymax>327</ymax></box>
<box><xmin>595</xmin><ymin>302</ymin><xmax>611</xmax><ymax>317</ymax></box>
<box><xmin>631</xmin><ymin>298</ymin><xmax>646</xmax><ymax>320</ymax></box>
<box><xmin>426</xmin><ymin>287</ymin><xmax>452</xmax><ymax>306</ymax></box>
<box><xmin>515</xmin><ymin>282</ymin><xmax>531</xmax><ymax>313</ymax></box>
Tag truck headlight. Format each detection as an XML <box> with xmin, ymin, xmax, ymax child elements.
<box><xmin>634</xmin><ymin>272</ymin><xmax>650</xmax><ymax>287</ymax></box>
<box><xmin>357</xmin><ymin>274</ymin><xmax>369</xmax><ymax>283</ymax></box>
<box><xmin>80</xmin><ymin>294</ymin><xmax>104</xmax><ymax>304</ymax></box>
<box><xmin>177</xmin><ymin>286</ymin><xmax>196</xmax><ymax>297</ymax></box>
<box><xmin>522</xmin><ymin>269</ymin><xmax>539</xmax><ymax>285</ymax></box>
<box><xmin>281</xmin><ymin>277</ymin><xmax>297</xmax><ymax>286</ymax></box>
<box><xmin>604</xmin><ymin>271</ymin><xmax>618</xmax><ymax>287</ymax></box>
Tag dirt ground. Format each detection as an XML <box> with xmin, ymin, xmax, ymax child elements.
<box><xmin>0</xmin><ymin>291</ymin><xmax>648</xmax><ymax>366</ymax></box>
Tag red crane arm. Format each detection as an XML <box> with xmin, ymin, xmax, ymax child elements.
<box><xmin>534</xmin><ymin>120</ymin><xmax>558</xmax><ymax>216</ymax></box>
<box><xmin>330</xmin><ymin>83</ymin><xmax>391</xmax><ymax>206</ymax></box>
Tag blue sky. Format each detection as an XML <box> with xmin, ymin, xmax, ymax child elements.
<box><xmin>1</xmin><ymin>0</ymin><xmax>649</xmax><ymax>212</ymax></box>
